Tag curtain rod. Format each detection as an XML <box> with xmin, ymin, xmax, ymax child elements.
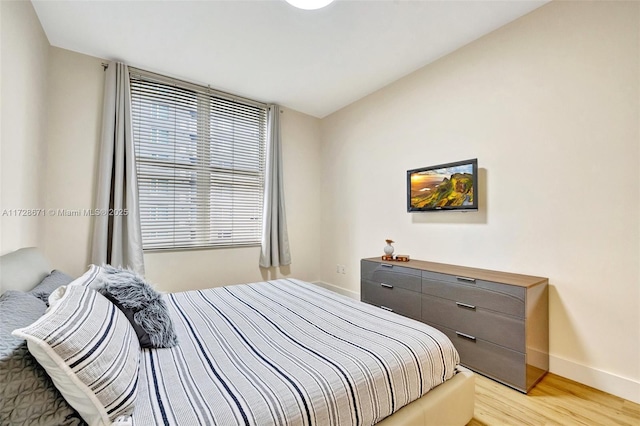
<box><xmin>99</xmin><ymin>62</ymin><xmax>268</xmax><ymax>108</ymax></box>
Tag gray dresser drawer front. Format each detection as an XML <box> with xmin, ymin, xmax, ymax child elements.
<box><xmin>435</xmin><ymin>324</ymin><xmax>526</xmax><ymax>392</ymax></box>
<box><xmin>361</xmin><ymin>260</ymin><xmax>421</xmax><ymax>292</ymax></box>
<box><xmin>421</xmin><ymin>294</ymin><xmax>525</xmax><ymax>352</ymax></box>
<box><xmin>361</xmin><ymin>279</ymin><xmax>421</xmax><ymax>320</ymax></box>
<box><xmin>421</xmin><ymin>276</ymin><xmax>525</xmax><ymax>318</ymax></box>
<box><xmin>422</xmin><ymin>270</ymin><xmax>525</xmax><ymax>298</ymax></box>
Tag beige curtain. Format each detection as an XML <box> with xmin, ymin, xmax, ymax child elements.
<box><xmin>259</xmin><ymin>105</ymin><xmax>291</xmax><ymax>268</ymax></box>
<box><xmin>91</xmin><ymin>61</ymin><xmax>145</xmax><ymax>274</ymax></box>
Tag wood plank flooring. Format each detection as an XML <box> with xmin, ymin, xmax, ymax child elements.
<box><xmin>468</xmin><ymin>373</ymin><xmax>640</xmax><ymax>425</ymax></box>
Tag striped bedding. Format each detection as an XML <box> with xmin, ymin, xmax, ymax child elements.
<box><xmin>132</xmin><ymin>279</ymin><xmax>460</xmax><ymax>426</ymax></box>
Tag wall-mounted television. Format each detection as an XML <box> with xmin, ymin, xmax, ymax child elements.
<box><xmin>407</xmin><ymin>158</ymin><xmax>478</xmax><ymax>212</ymax></box>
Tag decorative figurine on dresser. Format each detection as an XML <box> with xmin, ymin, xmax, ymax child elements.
<box><xmin>360</xmin><ymin>256</ymin><xmax>548</xmax><ymax>393</ymax></box>
<box><xmin>381</xmin><ymin>239</ymin><xmax>410</xmax><ymax>262</ymax></box>
<box><xmin>382</xmin><ymin>239</ymin><xmax>395</xmax><ymax>261</ymax></box>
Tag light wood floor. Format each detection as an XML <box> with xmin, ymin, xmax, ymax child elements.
<box><xmin>468</xmin><ymin>373</ymin><xmax>640</xmax><ymax>425</ymax></box>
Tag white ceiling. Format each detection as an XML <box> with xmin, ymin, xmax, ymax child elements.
<box><xmin>32</xmin><ymin>0</ymin><xmax>549</xmax><ymax>118</ymax></box>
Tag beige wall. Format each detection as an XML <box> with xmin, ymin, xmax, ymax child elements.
<box><xmin>0</xmin><ymin>0</ymin><xmax>50</xmax><ymax>262</ymax></box>
<box><xmin>320</xmin><ymin>1</ymin><xmax>639</xmax><ymax>402</ymax></box>
<box><xmin>41</xmin><ymin>47</ymin><xmax>104</xmax><ymax>276</ymax></box>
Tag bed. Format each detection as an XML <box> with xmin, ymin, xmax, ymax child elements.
<box><xmin>0</xmin><ymin>248</ymin><xmax>475</xmax><ymax>426</ymax></box>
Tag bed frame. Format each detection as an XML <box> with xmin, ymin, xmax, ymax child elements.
<box><xmin>378</xmin><ymin>366</ymin><xmax>475</xmax><ymax>426</ymax></box>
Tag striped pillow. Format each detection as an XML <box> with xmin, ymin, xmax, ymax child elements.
<box><xmin>68</xmin><ymin>264</ymin><xmax>102</xmax><ymax>287</ymax></box>
<box><xmin>47</xmin><ymin>264</ymin><xmax>102</xmax><ymax>308</ymax></box>
<box><xmin>13</xmin><ymin>285</ymin><xmax>140</xmax><ymax>426</ymax></box>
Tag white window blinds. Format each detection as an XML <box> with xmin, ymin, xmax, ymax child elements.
<box><xmin>130</xmin><ymin>70</ymin><xmax>267</xmax><ymax>250</ymax></box>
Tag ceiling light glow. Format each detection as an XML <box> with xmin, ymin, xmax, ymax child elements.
<box><xmin>285</xmin><ymin>0</ymin><xmax>335</xmax><ymax>10</ymax></box>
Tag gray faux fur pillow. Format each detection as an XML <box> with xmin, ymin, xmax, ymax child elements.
<box><xmin>95</xmin><ymin>266</ymin><xmax>178</xmax><ymax>349</ymax></box>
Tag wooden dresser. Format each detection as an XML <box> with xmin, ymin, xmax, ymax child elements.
<box><xmin>361</xmin><ymin>257</ymin><xmax>548</xmax><ymax>393</ymax></box>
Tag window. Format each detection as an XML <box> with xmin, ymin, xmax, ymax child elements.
<box><xmin>130</xmin><ymin>70</ymin><xmax>267</xmax><ymax>250</ymax></box>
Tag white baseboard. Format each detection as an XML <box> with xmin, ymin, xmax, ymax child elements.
<box><xmin>550</xmin><ymin>355</ymin><xmax>640</xmax><ymax>403</ymax></box>
<box><xmin>312</xmin><ymin>280</ymin><xmax>360</xmax><ymax>300</ymax></box>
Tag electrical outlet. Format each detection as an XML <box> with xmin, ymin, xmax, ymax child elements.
<box><xmin>336</xmin><ymin>264</ymin><xmax>341</xmax><ymax>273</ymax></box>
<box><xmin>340</xmin><ymin>265</ymin><xmax>346</xmax><ymax>274</ymax></box>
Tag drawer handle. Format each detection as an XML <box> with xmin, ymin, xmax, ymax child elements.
<box><xmin>381</xmin><ymin>263</ymin><xmax>394</xmax><ymax>268</ymax></box>
<box><xmin>456</xmin><ymin>331</ymin><xmax>476</xmax><ymax>341</ymax></box>
<box><xmin>456</xmin><ymin>302</ymin><xmax>476</xmax><ymax>310</ymax></box>
<box><xmin>456</xmin><ymin>276</ymin><xmax>476</xmax><ymax>284</ymax></box>
<box><xmin>380</xmin><ymin>283</ymin><xmax>394</xmax><ymax>289</ymax></box>
<box><xmin>380</xmin><ymin>306</ymin><xmax>394</xmax><ymax>312</ymax></box>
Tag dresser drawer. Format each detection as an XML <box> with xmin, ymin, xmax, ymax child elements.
<box><xmin>361</xmin><ymin>260</ymin><xmax>421</xmax><ymax>293</ymax></box>
<box><xmin>421</xmin><ymin>294</ymin><xmax>525</xmax><ymax>352</ymax></box>
<box><xmin>434</xmin><ymin>324</ymin><xmax>526</xmax><ymax>391</ymax></box>
<box><xmin>422</xmin><ymin>276</ymin><xmax>525</xmax><ymax>318</ymax></box>
<box><xmin>361</xmin><ymin>279</ymin><xmax>421</xmax><ymax>320</ymax></box>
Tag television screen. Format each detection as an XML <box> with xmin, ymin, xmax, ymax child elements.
<box><xmin>407</xmin><ymin>159</ymin><xmax>478</xmax><ymax>212</ymax></box>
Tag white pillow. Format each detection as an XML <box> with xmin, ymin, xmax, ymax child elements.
<box><xmin>47</xmin><ymin>285</ymin><xmax>68</xmax><ymax>309</ymax></box>
<box><xmin>13</xmin><ymin>284</ymin><xmax>140</xmax><ymax>426</ymax></box>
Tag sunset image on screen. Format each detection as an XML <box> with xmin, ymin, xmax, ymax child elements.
<box><xmin>410</xmin><ymin>164</ymin><xmax>474</xmax><ymax>209</ymax></box>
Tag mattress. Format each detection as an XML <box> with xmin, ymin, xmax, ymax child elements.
<box><xmin>132</xmin><ymin>279</ymin><xmax>460</xmax><ymax>426</ymax></box>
